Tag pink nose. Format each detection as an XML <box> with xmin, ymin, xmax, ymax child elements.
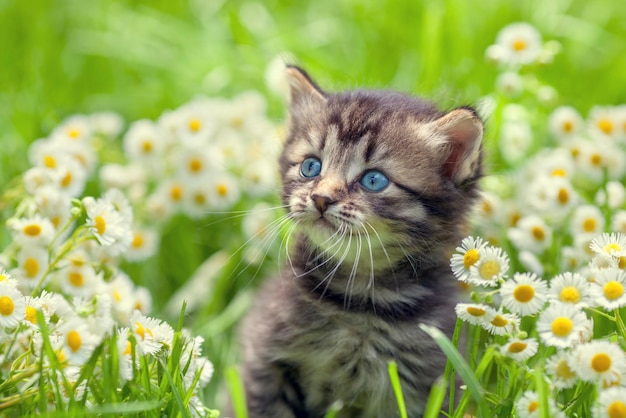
<box><xmin>311</xmin><ymin>194</ymin><xmax>335</xmax><ymax>214</ymax></box>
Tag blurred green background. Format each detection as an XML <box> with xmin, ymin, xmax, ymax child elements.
<box><xmin>1</xmin><ymin>0</ymin><xmax>625</xmax><ymax>410</ymax></box>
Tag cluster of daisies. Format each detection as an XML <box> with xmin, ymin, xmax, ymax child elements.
<box><xmin>0</xmin><ymin>90</ymin><xmax>279</xmax><ymax>414</ymax></box>
<box><xmin>450</xmin><ymin>22</ymin><xmax>626</xmax><ymax>418</ymax></box>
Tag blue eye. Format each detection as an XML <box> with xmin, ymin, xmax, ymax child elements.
<box><xmin>360</xmin><ymin>170</ymin><xmax>389</xmax><ymax>192</ymax></box>
<box><xmin>300</xmin><ymin>157</ymin><xmax>322</xmax><ymax>178</ymax></box>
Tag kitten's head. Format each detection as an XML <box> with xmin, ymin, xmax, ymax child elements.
<box><xmin>280</xmin><ymin>66</ymin><xmax>484</xmax><ymax>268</ymax></box>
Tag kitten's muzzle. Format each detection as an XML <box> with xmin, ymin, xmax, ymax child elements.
<box><xmin>311</xmin><ymin>193</ymin><xmax>336</xmax><ymax>214</ymax></box>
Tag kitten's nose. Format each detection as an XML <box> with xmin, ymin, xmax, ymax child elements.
<box><xmin>311</xmin><ymin>193</ymin><xmax>335</xmax><ymax>214</ymax></box>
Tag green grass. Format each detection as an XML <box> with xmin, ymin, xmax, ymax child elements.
<box><xmin>2</xmin><ymin>0</ymin><xmax>626</xmax><ymax>416</ymax></box>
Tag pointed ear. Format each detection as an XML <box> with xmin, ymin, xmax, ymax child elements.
<box><xmin>430</xmin><ymin>108</ymin><xmax>484</xmax><ymax>184</ymax></box>
<box><xmin>285</xmin><ymin>65</ymin><xmax>326</xmax><ymax>107</ymax></box>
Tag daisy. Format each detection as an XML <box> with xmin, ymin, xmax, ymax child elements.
<box><xmin>596</xmin><ymin>181</ymin><xmax>626</xmax><ymax>210</ymax></box>
<box><xmin>33</xmin><ymin>185</ymin><xmax>73</xmax><ymax>230</ymax></box>
<box><xmin>546</xmin><ymin>350</ymin><xmax>579</xmax><ymax>390</ymax></box>
<box><xmin>482</xmin><ymin>310</ymin><xmax>519</xmax><ymax>336</ymax></box>
<box><xmin>454</xmin><ymin>302</ymin><xmax>496</xmax><ymax>326</ymax></box>
<box><xmin>590</xmin><ymin>233</ymin><xmax>626</xmax><ymax>258</ymax></box>
<box><xmin>129</xmin><ymin>310</ymin><xmax>174</xmax><ymax>355</ymax></box>
<box><xmin>548</xmin><ymin>272</ymin><xmax>593</xmax><ymax>308</ymax></box>
<box><xmin>9</xmin><ymin>214</ymin><xmax>56</xmax><ymax>248</ymax></box>
<box><xmin>518</xmin><ymin>251</ymin><xmax>544</xmax><ymax>275</ymax></box>
<box><xmin>241</xmin><ymin>160</ymin><xmax>279</xmax><ymax>198</ymax></box>
<box><xmin>495</xmin><ymin>72</ymin><xmax>524</xmax><ymax>97</ymax></box>
<box><xmin>570</xmin><ymin>205</ymin><xmax>605</xmax><ymax>237</ymax></box>
<box><xmin>537</xmin><ymin>303</ymin><xmax>591</xmax><ymax>348</ymax></box>
<box><xmin>574</xmin><ymin>139</ymin><xmax>608</xmax><ymax>185</ymax></box>
<box><xmin>56</xmin><ymin>316</ymin><xmax>101</xmax><ymax>366</ymax></box>
<box><xmin>117</xmin><ymin>328</ymin><xmax>135</xmax><ymax>382</ymax></box>
<box><xmin>500</xmin><ymin>272</ymin><xmax>548</xmax><ymax>316</ymax></box>
<box><xmin>588</xmin><ymin>106</ymin><xmax>621</xmax><ymax>141</ymax></box>
<box><xmin>507</xmin><ymin>215</ymin><xmax>552</xmax><ymax>254</ymax></box>
<box><xmin>549</xmin><ymin>106</ymin><xmax>584</xmax><ymax>140</ymax></box>
<box><xmin>89</xmin><ymin>111</ymin><xmax>124</xmax><ymax>138</ymax></box>
<box><xmin>501</xmin><ymin>337</ymin><xmax>538</xmax><ymax>362</ymax></box>
<box><xmin>515</xmin><ymin>390</ymin><xmax>558</xmax><ymax>418</ymax></box>
<box><xmin>125</xmin><ymin>226</ymin><xmax>159</xmax><ymax>262</ymax></box>
<box><xmin>12</xmin><ymin>246</ymin><xmax>49</xmax><ymax>291</ymax></box>
<box><xmin>594</xmin><ymin>386</ymin><xmax>626</xmax><ymax>418</ymax></box>
<box><xmin>123</xmin><ymin>119</ymin><xmax>166</xmax><ymax>164</ymax></box>
<box><xmin>174</xmin><ymin>144</ymin><xmax>223</xmax><ymax>181</ymax></box>
<box><xmin>56</xmin><ymin>263</ymin><xmax>105</xmax><ymax>298</ymax></box>
<box><xmin>206</xmin><ymin>172</ymin><xmax>241</xmax><ymax>211</ymax></box>
<box><xmin>574</xmin><ymin>340</ymin><xmax>626</xmax><ymax>387</ymax></box>
<box><xmin>174</xmin><ymin>98</ymin><xmax>218</xmax><ymax>147</ymax></box>
<box><xmin>108</xmin><ymin>271</ymin><xmax>137</xmax><ymax>323</ymax></box>
<box><xmin>0</xmin><ymin>280</ymin><xmax>26</xmax><ymax>328</ymax></box>
<box><xmin>83</xmin><ymin>195</ymin><xmax>133</xmax><ymax>252</ymax></box>
<box><xmin>499</xmin><ymin>120</ymin><xmax>532</xmax><ymax>163</ymax></box>
<box><xmin>181</xmin><ymin>179</ymin><xmax>214</xmax><ymax>219</ymax></box>
<box><xmin>494</xmin><ymin>22</ymin><xmax>543</xmax><ymax>66</ymax></box>
<box><xmin>590</xmin><ymin>268</ymin><xmax>626</xmax><ymax>310</ymax></box>
<box><xmin>467</xmin><ymin>245</ymin><xmax>509</xmax><ymax>287</ymax></box>
<box><xmin>611</xmin><ymin>211</ymin><xmax>626</xmax><ymax>234</ymax></box>
<box><xmin>54</xmin><ymin>157</ymin><xmax>89</xmax><ymax>198</ymax></box>
<box><xmin>51</xmin><ymin>115</ymin><xmax>92</xmax><ymax>143</ymax></box>
<box><xmin>100</xmin><ymin>163</ymin><xmax>147</xmax><ymax>191</ymax></box>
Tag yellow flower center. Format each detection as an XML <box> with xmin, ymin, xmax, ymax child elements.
<box><xmin>61</xmin><ymin>171</ymin><xmax>73</xmax><ymax>188</ymax></box>
<box><xmin>605</xmin><ymin>243</ymin><xmax>623</xmax><ymax>254</ymax></box>
<box><xmin>189</xmin><ymin>158</ymin><xmax>203</xmax><ymax>173</ymax></box>
<box><xmin>551</xmin><ymin>317</ymin><xmax>573</xmax><ymax>337</ymax></box>
<box><xmin>142</xmin><ymin>140</ymin><xmax>153</xmax><ymax>153</ymax></box>
<box><xmin>591</xmin><ymin>153</ymin><xmax>603</xmax><ymax>166</ymax></box>
<box><xmin>123</xmin><ymin>341</ymin><xmax>132</xmax><ymax>356</ymax></box>
<box><xmin>619</xmin><ymin>256</ymin><xmax>626</xmax><ymax>269</ymax></box>
<box><xmin>603</xmin><ymin>281</ymin><xmax>624</xmax><ymax>301</ymax></box>
<box><xmin>24</xmin><ymin>257</ymin><xmax>40</xmax><ymax>278</ymax></box>
<box><xmin>43</xmin><ymin>155</ymin><xmax>57</xmax><ymax>168</ymax></box>
<box><xmin>491</xmin><ymin>315</ymin><xmax>508</xmax><ymax>327</ymax></box>
<box><xmin>557</xmin><ymin>188</ymin><xmax>569</xmax><ymax>204</ymax></box>
<box><xmin>23</xmin><ymin>224</ymin><xmax>42</xmax><ymax>237</ymax></box>
<box><xmin>551</xmin><ymin>168</ymin><xmax>567</xmax><ymax>177</ymax></box>
<box><xmin>512</xmin><ymin>39</ymin><xmax>527</xmax><ymax>51</ymax></box>
<box><xmin>231</xmin><ymin>117</ymin><xmax>243</xmax><ymax>128</ymax></box>
<box><xmin>25</xmin><ymin>306</ymin><xmax>37</xmax><ymax>324</ymax></box>
<box><xmin>482</xmin><ymin>200</ymin><xmax>493</xmax><ymax>215</ymax></box>
<box><xmin>531</xmin><ymin>226</ymin><xmax>545</xmax><ymax>241</ymax></box>
<box><xmin>67</xmin><ymin>127</ymin><xmax>81</xmax><ymax>139</ymax></box>
<box><xmin>68</xmin><ymin>271</ymin><xmax>84</xmax><ymax>287</ymax></box>
<box><xmin>562</xmin><ymin>121</ymin><xmax>574</xmax><ymax>133</ymax></box>
<box><xmin>194</xmin><ymin>193</ymin><xmax>206</xmax><ymax>205</ymax></box>
<box><xmin>170</xmin><ymin>184</ymin><xmax>183</xmax><ymax>201</ymax></box>
<box><xmin>188</xmin><ymin>118</ymin><xmax>201</xmax><ymax>133</ymax></box>
<box><xmin>597</xmin><ymin>119</ymin><xmax>614</xmax><ymax>135</ymax></box>
<box><xmin>513</xmin><ymin>284</ymin><xmax>535</xmax><ymax>303</ymax></box>
<box><xmin>555</xmin><ymin>359</ymin><xmax>576</xmax><ymax>380</ymax></box>
<box><xmin>591</xmin><ymin>352</ymin><xmax>612</xmax><ymax>373</ymax></box>
<box><xmin>67</xmin><ymin>330</ymin><xmax>82</xmax><ymax>352</ymax></box>
<box><xmin>528</xmin><ymin>401</ymin><xmax>539</xmax><ymax>413</ymax></box>
<box><xmin>216</xmin><ymin>184</ymin><xmax>228</xmax><ymax>197</ymax></box>
<box><xmin>132</xmin><ymin>233</ymin><xmax>144</xmax><ymax>249</ymax></box>
<box><xmin>466</xmin><ymin>306</ymin><xmax>486</xmax><ymax>317</ymax></box>
<box><xmin>0</xmin><ymin>296</ymin><xmax>15</xmax><ymax>316</ymax></box>
<box><xmin>559</xmin><ymin>286</ymin><xmax>581</xmax><ymax>303</ymax></box>
<box><xmin>113</xmin><ymin>291</ymin><xmax>121</xmax><ymax>302</ymax></box>
<box><xmin>607</xmin><ymin>401</ymin><xmax>626</xmax><ymax>418</ymax></box>
<box><xmin>479</xmin><ymin>260</ymin><xmax>501</xmax><ymax>280</ymax></box>
<box><xmin>583</xmin><ymin>218</ymin><xmax>597</xmax><ymax>233</ymax></box>
<box><xmin>94</xmin><ymin>215</ymin><xmax>106</xmax><ymax>235</ymax></box>
<box><xmin>508</xmin><ymin>341</ymin><xmax>528</xmax><ymax>353</ymax></box>
<box><xmin>463</xmin><ymin>249</ymin><xmax>480</xmax><ymax>269</ymax></box>
<box><xmin>135</xmin><ymin>322</ymin><xmax>146</xmax><ymax>340</ymax></box>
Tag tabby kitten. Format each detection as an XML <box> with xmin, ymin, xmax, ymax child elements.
<box><xmin>238</xmin><ymin>66</ymin><xmax>483</xmax><ymax>418</ymax></box>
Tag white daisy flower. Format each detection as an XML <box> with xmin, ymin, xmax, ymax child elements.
<box><xmin>117</xmin><ymin>328</ymin><xmax>135</xmax><ymax>382</ymax></box>
<box><xmin>570</xmin><ymin>205</ymin><xmax>605</xmax><ymax>237</ymax></box>
<box><xmin>0</xmin><ymin>280</ymin><xmax>26</xmax><ymax>328</ymax></box>
<box><xmin>51</xmin><ymin>115</ymin><xmax>92</xmax><ymax>143</ymax></box>
<box><xmin>206</xmin><ymin>172</ymin><xmax>241</xmax><ymax>211</ymax></box>
<box><xmin>507</xmin><ymin>215</ymin><xmax>552</xmax><ymax>254</ymax></box>
<box><xmin>132</xmin><ymin>286</ymin><xmax>152</xmax><ymax>315</ymax></box>
<box><xmin>501</xmin><ymin>337</ymin><xmax>538</xmax><ymax>362</ymax></box>
<box><xmin>515</xmin><ymin>390</ymin><xmax>544</xmax><ymax>418</ymax></box>
<box><xmin>537</xmin><ymin>303</ymin><xmax>591</xmax><ymax>348</ymax></box>
<box><xmin>123</xmin><ymin>119</ymin><xmax>166</xmax><ymax>164</ymax></box>
<box><xmin>100</xmin><ymin>163</ymin><xmax>147</xmax><ymax>191</ymax></box>
<box><xmin>56</xmin><ymin>263</ymin><xmax>105</xmax><ymax>298</ymax></box>
<box><xmin>9</xmin><ymin>214</ymin><xmax>56</xmax><ymax>248</ymax></box>
<box><xmin>174</xmin><ymin>98</ymin><xmax>218</xmax><ymax>147</ymax></box>
<box><xmin>546</xmin><ymin>350</ymin><xmax>579</xmax><ymax>390</ymax></box>
<box><xmin>500</xmin><ymin>272</ymin><xmax>548</xmax><ymax>316</ymax></box>
<box><xmin>56</xmin><ymin>316</ymin><xmax>101</xmax><ymax>366</ymax></box>
<box><xmin>129</xmin><ymin>310</ymin><xmax>174</xmax><ymax>356</ymax></box>
<box><xmin>560</xmin><ymin>246</ymin><xmax>587</xmax><ymax>272</ymax></box>
<box><xmin>83</xmin><ymin>195</ymin><xmax>133</xmax><ymax>253</ymax></box>
<box><xmin>89</xmin><ymin>111</ymin><xmax>124</xmax><ymax>138</ymax></box>
<box><xmin>549</xmin><ymin>106</ymin><xmax>584</xmax><ymax>140</ymax></box>
<box><xmin>588</xmin><ymin>106</ymin><xmax>621</xmax><ymax>141</ymax></box>
<box><xmin>499</xmin><ymin>120</ymin><xmax>532</xmax><ymax>163</ymax></box>
<box><xmin>174</xmin><ymin>144</ymin><xmax>223</xmax><ymax>181</ymax></box>
<box><xmin>466</xmin><ymin>245</ymin><xmax>509</xmax><ymax>287</ymax></box>
<box><xmin>596</xmin><ymin>181</ymin><xmax>626</xmax><ymax>210</ymax></box>
<box><xmin>108</xmin><ymin>271</ymin><xmax>137</xmax><ymax>323</ymax></box>
<box><xmin>594</xmin><ymin>386</ymin><xmax>626</xmax><ymax>418</ymax></box>
<box><xmin>33</xmin><ymin>185</ymin><xmax>73</xmax><ymax>230</ymax></box>
<box><xmin>549</xmin><ymin>272</ymin><xmax>593</xmax><ymax>308</ymax></box>
<box><xmin>494</xmin><ymin>22</ymin><xmax>543</xmax><ymax>66</ymax></box>
<box><xmin>450</xmin><ymin>236</ymin><xmax>489</xmax><ymax>283</ymax></box>
<box><xmin>495</xmin><ymin>72</ymin><xmax>524</xmax><ymax>97</ymax></box>
<box><xmin>611</xmin><ymin>211</ymin><xmax>626</xmax><ymax>234</ymax></box>
<box><xmin>454</xmin><ymin>303</ymin><xmax>496</xmax><ymax>326</ymax></box>
<box><xmin>240</xmin><ymin>160</ymin><xmax>279</xmax><ymax>198</ymax></box>
<box><xmin>518</xmin><ymin>251</ymin><xmax>544</xmax><ymax>276</ymax></box>
<box><xmin>590</xmin><ymin>268</ymin><xmax>626</xmax><ymax>310</ymax></box>
<box><xmin>482</xmin><ymin>310</ymin><xmax>519</xmax><ymax>336</ymax></box>
<box><xmin>54</xmin><ymin>157</ymin><xmax>89</xmax><ymax>198</ymax></box>
<box><xmin>574</xmin><ymin>139</ymin><xmax>608</xmax><ymax>185</ymax></box>
<box><xmin>12</xmin><ymin>246</ymin><xmax>50</xmax><ymax>291</ymax></box>
<box><xmin>574</xmin><ymin>340</ymin><xmax>626</xmax><ymax>387</ymax></box>
<box><xmin>181</xmin><ymin>180</ymin><xmax>214</xmax><ymax>219</ymax></box>
<box><xmin>590</xmin><ymin>233</ymin><xmax>626</xmax><ymax>258</ymax></box>
<box><xmin>125</xmin><ymin>226</ymin><xmax>159</xmax><ymax>262</ymax></box>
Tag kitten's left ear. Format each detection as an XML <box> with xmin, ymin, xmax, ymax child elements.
<box><xmin>285</xmin><ymin>66</ymin><xmax>327</xmax><ymax>107</ymax></box>
<box><xmin>430</xmin><ymin>108</ymin><xmax>483</xmax><ymax>184</ymax></box>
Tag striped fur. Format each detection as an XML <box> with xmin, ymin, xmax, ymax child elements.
<box><xmin>239</xmin><ymin>67</ymin><xmax>483</xmax><ymax>418</ymax></box>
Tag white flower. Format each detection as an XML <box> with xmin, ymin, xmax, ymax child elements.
<box><xmin>123</xmin><ymin>119</ymin><xmax>167</xmax><ymax>166</ymax></box>
<box><xmin>9</xmin><ymin>214</ymin><xmax>56</xmax><ymax>247</ymax></box>
<box><xmin>571</xmin><ymin>205</ymin><xmax>605</xmax><ymax>237</ymax></box>
<box><xmin>174</xmin><ymin>144</ymin><xmax>223</xmax><ymax>181</ymax></box>
<box><xmin>596</xmin><ymin>181</ymin><xmax>626</xmax><ymax>210</ymax></box>
<box><xmin>129</xmin><ymin>310</ymin><xmax>174</xmax><ymax>356</ymax></box>
<box><xmin>51</xmin><ymin>115</ymin><xmax>92</xmax><ymax>143</ymax></box>
<box><xmin>33</xmin><ymin>185</ymin><xmax>73</xmax><ymax>230</ymax></box>
<box><xmin>588</xmin><ymin>106</ymin><xmax>622</xmax><ymax>141</ymax></box>
<box><xmin>548</xmin><ymin>272</ymin><xmax>593</xmax><ymax>308</ymax></box>
<box><xmin>546</xmin><ymin>350</ymin><xmax>579</xmax><ymax>390</ymax></box>
<box><xmin>181</xmin><ymin>179</ymin><xmax>214</xmax><ymax>219</ymax></box>
<box><xmin>537</xmin><ymin>303</ymin><xmax>591</xmax><ymax>348</ymax></box>
<box><xmin>548</xmin><ymin>106</ymin><xmax>584</xmax><ymax>140</ymax></box>
<box><xmin>574</xmin><ymin>340</ymin><xmax>626</xmax><ymax>387</ymax></box>
<box><xmin>56</xmin><ymin>263</ymin><xmax>105</xmax><ymax>298</ymax></box>
<box><xmin>174</xmin><ymin>98</ymin><xmax>218</xmax><ymax>147</ymax></box>
<box><xmin>89</xmin><ymin>111</ymin><xmax>124</xmax><ymax>138</ymax></box>
<box><xmin>100</xmin><ymin>163</ymin><xmax>147</xmax><ymax>191</ymax></box>
<box><xmin>495</xmin><ymin>72</ymin><xmax>524</xmax><ymax>97</ymax></box>
<box><xmin>481</xmin><ymin>310</ymin><xmax>519</xmax><ymax>336</ymax></box>
<box><xmin>611</xmin><ymin>211</ymin><xmax>626</xmax><ymax>234</ymax></box>
<box><xmin>53</xmin><ymin>157</ymin><xmax>89</xmax><ymax>198</ymax></box>
<box><xmin>468</xmin><ymin>246</ymin><xmax>509</xmax><ymax>287</ymax></box>
<box><xmin>12</xmin><ymin>246</ymin><xmax>49</xmax><ymax>291</ymax></box>
<box><xmin>501</xmin><ymin>337</ymin><xmax>538</xmax><ymax>362</ymax></box>
<box><xmin>454</xmin><ymin>303</ymin><xmax>496</xmax><ymax>326</ymax></box>
<box><xmin>594</xmin><ymin>386</ymin><xmax>626</xmax><ymax>418</ymax></box>
<box><xmin>56</xmin><ymin>316</ymin><xmax>101</xmax><ymax>366</ymax></box>
<box><xmin>499</xmin><ymin>121</ymin><xmax>532</xmax><ymax>163</ymax></box>
<box><xmin>494</xmin><ymin>22</ymin><xmax>543</xmax><ymax>66</ymax></box>
<box><xmin>206</xmin><ymin>172</ymin><xmax>241</xmax><ymax>211</ymax></box>
<box><xmin>241</xmin><ymin>160</ymin><xmax>279</xmax><ymax>198</ymax></box>
<box><xmin>117</xmin><ymin>328</ymin><xmax>135</xmax><ymax>382</ymax></box>
<box><xmin>108</xmin><ymin>272</ymin><xmax>137</xmax><ymax>323</ymax></box>
<box><xmin>83</xmin><ymin>195</ymin><xmax>133</xmax><ymax>253</ymax></box>
<box><xmin>0</xmin><ymin>280</ymin><xmax>26</xmax><ymax>328</ymax></box>
<box><xmin>507</xmin><ymin>215</ymin><xmax>552</xmax><ymax>254</ymax></box>
<box><xmin>590</xmin><ymin>268</ymin><xmax>626</xmax><ymax>310</ymax></box>
<box><xmin>500</xmin><ymin>272</ymin><xmax>548</xmax><ymax>316</ymax></box>
<box><xmin>125</xmin><ymin>226</ymin><xmax>159</xmax><ymax>262</ymax></box>
<box><xmin>518</xmin><ymin>251</ymin><xmax>544</xmax><ymax>275</ymax></box>
<box><xmin>590</xmin><ymin>233</ymin><xmax>626</xmax><ymax>258</ymax></box>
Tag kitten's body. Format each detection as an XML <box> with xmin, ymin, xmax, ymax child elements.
<box><xmin>239</xmin><ymin>67</ymin><xmax>483</xmax><ymax>418</ymax></box>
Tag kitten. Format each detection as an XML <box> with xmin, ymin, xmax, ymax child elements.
<box><xmin>238</xmin><ymin>66</ymin><xmax>483</xmax><ymax>418</ymax></box>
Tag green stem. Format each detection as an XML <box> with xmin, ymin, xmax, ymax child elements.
<box><xmin>614</xmin><ymin>308</ymin><xmax>626</xmax><ymax>340</ymax></box>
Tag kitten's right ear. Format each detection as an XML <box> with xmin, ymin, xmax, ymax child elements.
<box><xmin>286</xmin><ymin>66</ymin><xmax>327</xmax><ymax>106</ymax></box>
